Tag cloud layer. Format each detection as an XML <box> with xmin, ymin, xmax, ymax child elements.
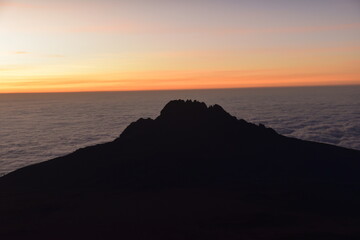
<box><xmin>0</xmin><ymin>86</ymin><xmax>359</xmax><ymax>176</ymax></box>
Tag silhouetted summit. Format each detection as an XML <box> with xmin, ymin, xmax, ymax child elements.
<box><xmin>1</xmin><ymin>100</ymin><xmax>360</xmax><ymax>240</ymax></box>
<box><xmin>121</xmin><ymin>100</ymin><xmax>237</xmax><ymax>139</ymax></box>
<box><xmin>158</xmin><ymin>99</ymin><xmax>233</xmax><ymax>121</ymax></box>
<box><xmin>120</xmin><ymin>100</ymin><xmax>276</xmax><ymax>147</ymax></box>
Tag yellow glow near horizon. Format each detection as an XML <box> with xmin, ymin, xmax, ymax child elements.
<box><xmin>1</xmin><ymin>0</ymin><xmax>360</xmax><ymax>93</ymax></box>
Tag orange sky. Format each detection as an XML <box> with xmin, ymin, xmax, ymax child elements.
<box><xmin>1</xmin><ymin>0</ymin><xmax>360</xmax><ymax>93</ymax></box>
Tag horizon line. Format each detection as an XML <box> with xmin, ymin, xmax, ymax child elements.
<box><xmin>1</xmin><ymin>83</ymin><xmax>359</xmax><ymax>95</ymax></box>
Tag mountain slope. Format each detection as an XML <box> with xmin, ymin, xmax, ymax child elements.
<box><xmin>1</xmin><ymin>100</ymin><xmax>360</xmax><ymax>240</ymax></box>
<box><xmin>2</xmin><ymin>100</ymin><xmax>359</xmax><ymax>189</ymax></box>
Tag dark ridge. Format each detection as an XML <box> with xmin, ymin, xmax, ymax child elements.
<box><xmin>1</xmin><ymin>100</ymin><xmax>360</xmax><ymax>240</ymax></box>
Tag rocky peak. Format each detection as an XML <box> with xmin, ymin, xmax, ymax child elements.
<box><xmin>157</xmin><ymin>99</ymin><xmax>235</xmax><ymax>122</ymax></box>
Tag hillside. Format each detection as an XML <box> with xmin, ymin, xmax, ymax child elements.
<box><xmin>1</xmin><ymin>100</ymin><xmax>360</xmax><ymax>240</ymax></box>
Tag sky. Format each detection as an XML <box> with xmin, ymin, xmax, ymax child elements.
<box><xmin>0</xmin><ymin>0</ymin><xmax>360</xmax><ymax>93</ymax></box>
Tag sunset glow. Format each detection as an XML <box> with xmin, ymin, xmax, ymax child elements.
<box><xmin>1</xmin><ymin>0</ymin><xmax>360</xmax><ymax>93</ymax></box>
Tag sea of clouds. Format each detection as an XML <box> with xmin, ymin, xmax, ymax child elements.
<box><xmin>0</xmin><ymin>86</ymin><xmax>359</xmax><ymax>176</ymax></box>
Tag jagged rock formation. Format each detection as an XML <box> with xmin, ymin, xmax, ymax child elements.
<box><xmin>1</xmin><ymin>100</ymin><xmax>360</xmax><ymax>240</ymax></box>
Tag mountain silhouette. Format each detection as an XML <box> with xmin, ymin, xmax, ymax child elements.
<box><xmin>1</xmin><ymin>100</ymin><xmax>360</xmax><ymax>240</ymax></box>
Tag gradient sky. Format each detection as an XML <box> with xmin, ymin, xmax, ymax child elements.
<box><xmin>0</xmin><ymin>0</ymin><xmax>360</xmax><ymax>93</ymax></box>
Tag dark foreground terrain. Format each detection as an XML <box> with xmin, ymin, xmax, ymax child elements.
<box><xmin>1</xmin><ymin>100</ymin><xmax>360</xmax><ymax>240</ymax></box>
